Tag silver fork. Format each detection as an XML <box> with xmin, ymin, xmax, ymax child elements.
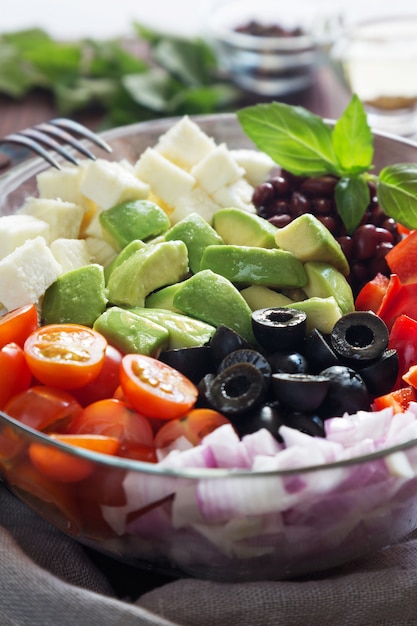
<box><xmin>0</xmin><ymin>118</ymin><xmax>112</xmax><ymax>170</ymax></box>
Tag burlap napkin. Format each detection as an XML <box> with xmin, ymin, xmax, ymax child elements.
<box><xmin>1</xmin><ymin>482</ymin><xmax>417</xmax><ymax>626</ymax></box>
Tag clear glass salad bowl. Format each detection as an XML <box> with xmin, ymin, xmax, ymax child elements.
<box><xmin>2</xmin><ymin>114</ymin><xmax>417</xmax><ymax>582</ymax></box>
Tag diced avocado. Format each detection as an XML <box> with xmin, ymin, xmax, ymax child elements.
<box><xmin>173</xmin><ymin>269</ymin><xmax>256</xmax><ymax>344</ymax></box>
<box><xmin>285</xmin><ymin>296</ymin><xmax>342</xmax><ymax>334</ymax></box>
<box><xmin>99</xmin><ymin>200</ymin><xmax>170</xmax><ymax>250</ymax></box>
<box><xmin>129</xmin><ymin>307</ymin><xmax>216</xmax><ymax>349</ymax></box>
<box><xmin>104</xmin><ymin>239</ymin><xmax>147</xmax><ymax>283</ymax></box>
<box><xmin>145</xmin><ymin>283</ymin><xmax>182</xmax><ymax>312</ymax></box>
<box><xmin>303</xmin><ymin>261</ymin><xmax>354</xmax><ymax>315</ymax></box>
<box><xmin>107</xmin><ymin>240</ymin><xmax>189</xmax><ymax>308</ymax></box>
<box><xmin>41</xmin><ymin>264</ymin><xmax>107</xmax><ymax>327</ymax></box>
<box><xmin>93</xmin><ymin>307</ymin><xmax>169</xmax><ymax>356</ymax></box>
<box><xmin>240</xmin><ymin>285</ymin><xmax>294</xmax><ymax>310</ymax></box>
<box><xmin>274</xmin><ymin>214</ymin><xmax>349</xmax><ymax>276</ymax></box>
<box><xmin>164</xmin><ymin>212</ymin><xmax>224</xmax><ymax>273</ymax></box>
<box><xmin>200</xmin><ymin>245</ymin><xmax>307</xmax><ymax>288</ymax></box>
<box><xmin>213</xmin><ymin>207</ymin><xmax>278</xmax><ymax>248</ymax></box>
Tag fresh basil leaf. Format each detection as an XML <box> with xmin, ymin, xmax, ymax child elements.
<box><xmin>377</xmin><ymin>163</ymin><xmax>417</xmax><ymax>229</ymax></box>
<box><xmin>0</xmin><ymin>44</ymin><xmax>35</xmax><ymax>97</ymax></box>
<box><xmin>237</xmin><ymin>102</ymin><xmax>341</xmax><ymax>176</ymax></box>
<box><xmin>152</xmin><ymin>37</ymin><xmax>217</xmax><ymax>87</ymax></box>
<box><xmin>335</xmin><ymin>175</ymin><xmax>370</xmax><ymax>234</ymax></box>
<box><xmin>122</xmin><ymin>68</ymin><xmax>181</xmax><ymax>112</ymax></box>
<box><xmin>332</xmin><ymin>94</ymin><xmax>374</xmax><ymax>176</ymax></box>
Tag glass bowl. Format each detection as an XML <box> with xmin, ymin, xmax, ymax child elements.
<box><xmin>2</xmin><ymin>114</ymin><xmax>417</xmax><ymax>582</ymax></box>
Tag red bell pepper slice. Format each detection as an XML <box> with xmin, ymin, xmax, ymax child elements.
<box><xmin>388</xmin><ymin>314</ymin><xmax>417</xmax><ymax>389</ymax></box>
<box><xmin>386</xmin><ymin>229</ymin><xmax>417</xmax><ymax>283</ymax></box>
<box><xmin>376</xmin><ymin>274</ymin><xmax>417</xmax><ymax>330</ymax></box>
<box><xmin>372</xmin><ymin>386</ymin><xmax>416</xmax><ymax>413</ymax></box>
<box><xmin>355</xmin><ymin>272</ymin><xmax>389</xmax><ymax>313</ymax></box>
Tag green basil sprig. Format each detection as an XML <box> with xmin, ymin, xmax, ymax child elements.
<box><xmin>237</xmin><ymin>95</ymin><xmax>417</xmax><ymax>233</ymax></box>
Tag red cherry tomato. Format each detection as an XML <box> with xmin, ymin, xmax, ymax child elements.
<box><xmin>72</xmin><ymin>344</ymin><xmax>123</xmax><ymax>406</ymax></box>
<box><xmin>24</xmin><ymin>324</ymin><xmax>107</xmax><ymax>389</ymax></box>
<box><xmin>0</xmin><ymin>342</ymin><xmax>32</xmax><ymax>409</ymax></box>
<box><xmin>69</xmin><ymin>398</ymin><xmax>155</xmax><ymax>461</ymax></box>
<box><xmin>154</xmin><ymin>408</ymin><xmax>231</xmax><ymax>448</ymax></box>
<box><xmin>120</xmin><ymin>354</ymin><xmax>198</xmax><ymax>420</ymax></box>
<box><xmin>0</xmin><ymin>303</ymin><xmax>38</xmax><ymax>349</ymax></box>
<box><xmin>28</xmin><ymin>434</ymin><xmax>120</xmax><ymax>483</ymax></box>
<box><xmin>3</xmin><ymin>385</ymin><xmax>82</xmax><ymax>432</ymax></box>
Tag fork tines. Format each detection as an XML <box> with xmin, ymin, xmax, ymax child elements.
<box><xmin>1</xmin><ymin>118</ymin><xmax>112</xmax><ymax>169</ymax></box>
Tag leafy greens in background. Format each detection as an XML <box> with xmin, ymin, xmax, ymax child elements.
<box><xmin>0</xmin><ymin>24</ymin><xmax>242</xmax><ymax>128</ymax></box>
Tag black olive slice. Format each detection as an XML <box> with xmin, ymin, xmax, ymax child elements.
<box><xmin>233</xmin><ymin>402</ymin><xmax>286</xmax><ymax>441</ymax></box>
<box><xmin>204</xmin><ymin>362</ymin><xmax>265</xmax><ymax>415</ymax></box>
<box><xmin>272</xmin><ymin>373</ymin><xmax>330</xmax><ymax>412</ymax></box>
<box><xmin>304</xmin><ymin>328</ymin><xmax>339</xmax><ymax>373</ymax></box>
<box><xmin>209</xmin><ymin>325</ymin><xmax>253</xmax><ymax>367</ymax></box>
<box><xmin>283</xmin><ymin>411</ymin><xmax>326</xmax><ymax>438</ymax></box>
<box><xmin>159</xmin><ymin>346</ymin><xmax>213</xmax><ymax>384</ymax></box>
<box><xmin>218</xmin><ymin>349</ymin><xmax>272</xmax><ymax>385</ymax></box>
<box><xmin>357</xmin><ymin>349</ymin><xmax>399</xmax><ymax>397</ymax></box>
<box><xmin>330</xmin><ymin>311</ymin><xmax>389</xmax><ymax>363</ymax></box>
<box><xmin>319</xmin><ymin>365</ymin><xmax>370</xmax><ymax>418</ymax></box>
<box><xmin>251</xmin><ymin>307</ymin><xmax>307</xmax><ymax>352</ymax></box>
<box><xmin>268</xmin><ymin>350</ymin><xmax>308</xmax><ymax>374</ymax></box>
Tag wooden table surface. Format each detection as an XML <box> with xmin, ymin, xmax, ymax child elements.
<box><xmin>0</xmin><ymin>64</ymin><xmax>350</xmax><ymax>171</ymax></box>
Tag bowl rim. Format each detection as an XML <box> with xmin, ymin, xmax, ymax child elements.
<box><xmin>2</xmin><ymin>112</ymin><xmax>417</xmax><ymax>479</ymax></box>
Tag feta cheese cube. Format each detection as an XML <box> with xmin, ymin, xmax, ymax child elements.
<box><xmin>50</xmin><ymin>238</ymin><xmax>91</xmax><ymax>272</ymax></box>
<box><xmin>0</xmin><ymin>214</ymin><xmax>50</xmax><ymax>260</ymax></box>
<box><xmin>191</xmin><ymin>143</ymin><xmax>245</xmax><ymax>195</ymax></box>
<box><xmin>155</xmin><ymin>116</ymin><xmax>216</xmax><ymax>170</ymax></box>
<box><xmin>18</xmin><ymin>197</ymin><xmax>84</xmax><ymax>241</ymax></box>
<box><xmin>80</xmin><ymin>159</ymin><xmax>149</xmax><ymax>210</ymax></box>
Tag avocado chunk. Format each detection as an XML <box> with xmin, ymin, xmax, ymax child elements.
<box><xmin>107</xmin><ymin>240</ymin><xmax>189</xmax><ymax>308</ymax></box>
<box><xmin>200</xmin><ymin>245</ymin><xmax>307</xmax><ymax>288</ymax></box>
<box><xmin>129</xmin><ymin>307</ymin><xmax>216</xmax><ymax>349</ymax></box>
<box><xmin>173</xmin><ymin>269</ymin><xmax>256</xmax><ymax>344</ymax></box>
<box><xmin>164</xmin><ymin>212</ymin><xmax>224</xmax><ymax>274</ymax></box>
<box><xmin>94</xmin><ymin>307</ymin><xmax>169</xmax><ymax>356</ymax></box>
<box><xmin>145</xmin><ymin>283</ymin><xmax>182</xmax><ymax>312</ymax></box>
<box><xmin>274</xmin><ymin>213</ymin><xmax>349</xmax><ymax>276</ymax></box>
<box><xmin>285</xmin><ymin>296</ymin><xmax>342</xmax><ymax>334</ymax></box>
<box><xmin>303</xmin><ymin>261</ymin><xmax>354</xmax><ymax>315</ymax></box>
<box><xmin>104</xmin><ymin>239</ymin><xmax>147</xmax><ymax>283</ymax></box>
<box><xmin>213</xmin><ymin>207</ymin><xmax>278</xmax><ymax>248</ymax></box>
<box><xmin>240</xmin><ymin>285</ymin><xmax>294</xmax><ymax>310</ymax></box>
<box><xmin>99</xmin><ymin>200</ymin><xmax>170</xmax><ymax>250</ymax></box>
<box><xmin>41</xmin><ymin>264</ymin><xmax>107</xmax><ymax>327</ymax></box>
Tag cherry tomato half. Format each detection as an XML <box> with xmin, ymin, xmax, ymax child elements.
<box><xmin>4</xmin><ymin>385</ymin><xmax>82</xmax><ymax>432</ymax></box>
<box><xmin>120</xmin><ymin>354</ymin><xmax>198</xmax><ymax>420</ymax></box>
<box><xmin>0</xmin><ymin>303</ymin><xmax>38</xmax><ymax>349</ymax></box>
<box><xmin>24</xmin><ymin>324</ymin><xmax>107</xmax><ymax>389</ymax></box>
<box><xmin>154</xmin><ymin>408</ymin><xmax>230</xmax><ymax>448</ymax></box>
<box><xmin>28</xmin><ymin>434</ymin><xmax>120</xmax><ymax>483</ymax></box>
<box><xmin>0</xmin><ymin>342</ymin><xmax>32</xmax><ymax>409</ymax></box>
<box><xmin>69</xmin><ymin>398</ymin><xmax>155</xmax><ymax>461</ymax></box>
<box><xmin>72</xmin><ymin>344</ymin><xmax>123</xmax><ymax>407</ymax></box>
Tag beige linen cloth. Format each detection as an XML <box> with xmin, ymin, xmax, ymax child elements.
<box><xmin>2</xmin><ymin>483</ymin><xmax>417</xmax><ymax>626</ymax></box>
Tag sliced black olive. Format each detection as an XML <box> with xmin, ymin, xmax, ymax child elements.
<box><xmin>268</xmin><ymin>350</ymin><xmax>308</xmax><ymax>374</ymax></box>
<box><xmin>357</xmin><ymin>349</ymin><xmax>399</xmax><ymax>397</ymax></box>
<box><xmin>330</xmin><ymin>311</ymin><xmax>389</xmax><ymax>363</ymax></box>
<box><xmin>218</xmin><ymin>349</ymin><xmax>272</xmax><ymax>385</ymax></box>
<box><xmin>271</xmin><ymin>372</ymin><xmax>330</xmax><ymax>412</ymax></box>
<box><xmin>319</xmin><ymin>365</ymin><xmax>370</xmax><ymax>418</ymax></box>
<box><xmin>209</xmin><ymin>325</ymin><xmax>253</xmax><ymax>367</ymax></box>
<box><xmin>232</xmin><ymin>402</ymin><xmax>285</xmax><ymax>441</ymax></box>
<box><xmin>159</xmin><ymin>346</ymin><xmax>214</xmax><ymax>384</ymax></box>
<box><xmin>203</xmin><ymin>362</ymin><xmax>265</xmax><ymax>415</ymax></box>
<box><xmin>303</xmin><ymin>328</ymin><xmax>339</xmax><ymax>373</ymax></box>
<box><xmin>251</xmin><ymin>307</ymin><xmax>307</xmax><ymax>353</ymax></box>
<box><xmin>283</xmin><ymin>411</ymin><xmax>326</xmax><ymax>438</ymax></box>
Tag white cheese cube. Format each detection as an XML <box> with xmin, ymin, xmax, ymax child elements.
<box><xmin>84</xmin><ymin>236</ymin><xmax>118</xmax><ymax>267</ymax></box>
<box><xmin>0</xmin><ymin>236</ymin><xmax>61</xmax><ymax>310</ymax></box>
<box><xmin>155</xmin><ymin>116</ymin><xmax>216</xmax><ymax>170</ymax></box>
<box><xmin>230</xmin><ymin>149</ymin><xmax>276</xmax><ymax>186</ymax></box>
<box><xmin>0</xmin><ymin>214</ymin><xmax>50</xmax><ymax>260</ymax></box>
<box><xmin>170</xmin><ymin>187</ymin><xmax>221</xmax><ymax>225</ymax></box>
<box><xmin>191</xmin><ymin>143</ymin><xmax>245</xmax><ymax>195</ymax></box>
<box><xmin>82</xmin><ymin>209</ymin><xmax>105</xmax><ymax>239</ymax></box>
<box><xmin>80</xmin><ymin>159</ymin><xmax>149</xmax><ymax>210</ymax></box>
<box><xmin>36</xmin><ymin>162</ymin><xmax>89</xmax><ymax>209</ymax></box>
<box><xmin>133</xmin><ymin>148</ymin><xmax>196</xmax><ymax>207</ymax></box>
<box><xmin>50</xmin><ymin>238</ymin><xmax>91</xmax><ymax>272</ymax></box>
<box><xmin>212</xmin><ymin>178</ymin><xmax>256</xmax><ymax>213</ymax></box>
<box><xmin>18</xmin><ymin>197</ymin><xmax>84</xmax><ymax>241</ymax></box>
